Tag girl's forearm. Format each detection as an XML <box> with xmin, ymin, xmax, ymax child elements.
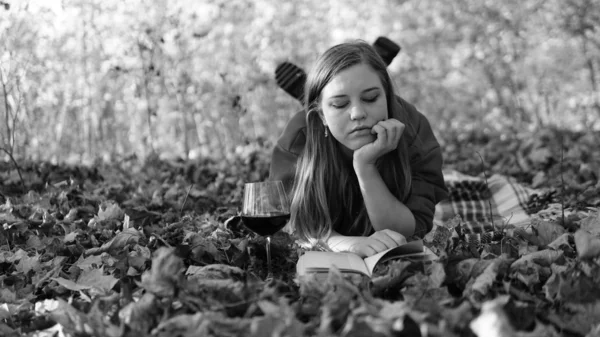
<box><xmin>353</xmin><ymin>163</ymin><xmax>415</xmax><ymax>237</ymax></box>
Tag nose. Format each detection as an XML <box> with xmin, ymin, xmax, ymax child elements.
<box><xmin>349</xmin><ymin>101</ymin><xmax>366</xmax><ymax>120</ymax></box>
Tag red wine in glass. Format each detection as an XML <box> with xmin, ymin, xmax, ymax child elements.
<box><xmin>240</xmin><ymin>212</ymin><xmax>290</xmax><ymax>236</ymax></box>
<box><xmin>241</xmin><ymin>181</ymin><xmax>290</xmax><ymax>281</ymax></box>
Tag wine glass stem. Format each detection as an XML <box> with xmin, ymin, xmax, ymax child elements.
<box><xmin>266</xmin><ymin>236</ymin><xmax>273</xmax><ymax>280</ymax></box>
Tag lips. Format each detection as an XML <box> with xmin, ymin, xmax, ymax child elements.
<box><xmin>350</xmin><ymin>126</ymin><xmax>372</xmax><ymax>134</ymax></box>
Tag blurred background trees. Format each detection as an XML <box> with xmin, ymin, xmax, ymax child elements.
<box><xmin>0</xmin><ymin>0</ymin><xmax>599</xmax><ymax>164</ymax></box>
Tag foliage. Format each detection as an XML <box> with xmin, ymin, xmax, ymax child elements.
<box><xmin>1</xmin><ymin>127</ymin><xmax>600</xmax><ymax>336</ymax></box>
<box><xmin>0</xmin><ymin>0</ymin><xmax>599</xmax><ymax>163</ymax></box>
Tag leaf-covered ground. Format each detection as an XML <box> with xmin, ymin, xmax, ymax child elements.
<box><xmin>1</xmin><ymin>128</ymin><xmax>600</xmax><ymax>337</ymax></box>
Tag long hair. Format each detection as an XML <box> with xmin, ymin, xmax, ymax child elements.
<box><xmin>289</xmin><ymin>41</ymin><xmax>413</xmax><ymax>247</ymax></box>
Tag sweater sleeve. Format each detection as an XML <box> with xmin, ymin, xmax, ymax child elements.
<box><xmin>268</xmin><ymin>110</ymin><xmax>307</xmax><ymax>196</ymax></box>
<box><xmin>396</xmin><ymin>98</ymin><xmax>449</xmax><ymax>238</ymax></box>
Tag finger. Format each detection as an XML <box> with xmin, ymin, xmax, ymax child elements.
<box><xmin>366</xmin><ymin>238</ymin><xmax>389</xmax><ymax>253</ymax></box>
<box><xmin>384</xmin><ymin>120</ymin><xmax>404</xmax><ymax>146</ymax></box>
<box><xmin>371</xmin><ymin>231</ymin><xmax>399</xmax><ymax>249</ymax></box>
<box><xmin>371</xmin><ymin>124</ymin><xmax>387</xmax><ymax>145</ymax></box>
<box><xmin>393</xmin><ymin>121</ymin><xmax>405</xmax><ymax>143</ymax></box>
<box><xmin>380</xmin><ymin>121</ymin><xmax>397</xmax><ymax>147</ymax></box>
<box><xmin>380</xmin><ymin>229</ymin><xmax>407</xmax><ymax>246</ymax></box>
<box><xmin>354</xmin><ymin>244</ymin><xmax>378</xmax><ymax>258</ymax></box>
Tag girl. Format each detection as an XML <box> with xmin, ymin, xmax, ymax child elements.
<box><xmin>270</xmin><ymin>41</ymin><xmax>448</xmax><ymax>257</ymax></box>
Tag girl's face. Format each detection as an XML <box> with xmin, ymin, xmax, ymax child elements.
<box><xmin>319</xmin><ymin>64</ymin><xmax>388</xmax><ymax>153</ymax></box>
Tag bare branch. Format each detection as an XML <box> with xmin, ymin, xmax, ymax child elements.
<box><xmin>0</xmin><ymin>147</ymin><xmax>25</xmax><ymax>192</ymax></box>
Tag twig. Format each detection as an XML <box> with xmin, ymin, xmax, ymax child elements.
<box><xmin>0</xmin><ymin>147</ymin><xmax>25</xmax><ymax>191</ymax></box>
<box><xmin>150</xmin><ymin>233</ymin><xmax>172</xmax><ymax>248</ymax></box>
<box><xmin>179</xmin><ymin>184</ymin><xmax>193</xmax><ymax>217</ymax></box>
<box><xmin>476</xmin><ymin>151</ymin><xmax>496</xmax><ymax>230</ymax></box>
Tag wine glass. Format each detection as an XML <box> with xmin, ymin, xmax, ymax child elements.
<box><xmin>240</xmin><ymin>181</ymin><xmax>290</xmax><ymax>280</ymax></box>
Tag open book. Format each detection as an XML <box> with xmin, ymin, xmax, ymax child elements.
<box><xmin>296</xmin><ymin>240</ymin><xmax>437</xmax><ymax>279</ymax></box>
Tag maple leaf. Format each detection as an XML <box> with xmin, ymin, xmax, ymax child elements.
<box><xmin>578</xmin><ymin>210</ymin><xmax>600</xmax><ymax>236</ymax></box>
<box><xmin>51</xmin><ymin>267</ymin><xmax>118</xmax><ymax>294</ymax></box>
<box><xmin>139</xmin><ymin>247</ymin><xmax>184</xmax><ymax>297</ymax></box>
<box><xmin>76</xmin><ymin>267</ymin><xmax>119</xmax><ymax>293</ymax></box>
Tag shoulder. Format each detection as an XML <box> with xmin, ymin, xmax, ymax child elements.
<box><xmin>391</xmin><ymin>96</ymin><xmax>437</xmax><ymax>149</ymax></box>
<box><xmin>391</xmin><ymin>96</ymin><xmax>429</xmax><ymax>132</ymax></box>
<box><xmin>276</xmin><ymin>109</ymin><xmax>307</xmax><ymax>156</ymax></box>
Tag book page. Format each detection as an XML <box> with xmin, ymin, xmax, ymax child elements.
<box><xmin>297</xmin><ymin>251</ymin><xmax>370</xmax><ymax>277</ymax></box>
<box><xmin>363</xmin><ymin>240</ymin><xmax>425</xmax><ymax>276</ymax></box>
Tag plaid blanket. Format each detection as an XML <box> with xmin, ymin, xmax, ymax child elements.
<box><xmin>433</xmin><ymin>170</ymin><xmax>542</xmax><ymax>233</ymax></box>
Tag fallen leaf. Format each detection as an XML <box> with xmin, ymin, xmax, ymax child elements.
<box><xmin>0</xmin><ymin>306</ymin><xmax>10</xmax><ymax>320</ymax></box>
<box><xmin>0</xmin><ymin>289</ymin><xmax>17</xmax><ymax>303</ymax></box>
<box><xmin>77</xmin><ymin>268</ymin><xmax>119</xmax><ymax>293</ymax></box>
<box><xmin>556</xmin><ymin>266</ymin><xmax>600</xmax><ymax>303</ymax></box>
<box><xmin>51</xmin><ymin>277</ymin><xmax>89</xmax><ymax>291</ymax></box>
<box><xmin>0</xmin><ymin>322</ymin><xmax>17</xmax><ymax>337</ymax></box>
<box><xmin>426</xmin><ymin>261</ymin><xmax>446</xmax><ymax>288</ymax></box>
<box><xmin>575</xmin><ymin>230</ymin><xmax>600</xmax><ymax>259</ymax></box>
<box><xmin>515</xmin><ymin>320</ymin><xmax>561</xmax><ymax>337</ymax></box>
<box><xmin>48</xmin><ymin>298</ymin><xmax>93</xmax><ymax>336</ymax></box>
<box><xmin>578</xmin><ymin>210</ymin><xmax>600</xmax><ymax>236</ymax></box>
<box><xmin>547</xmin><ymin>301</ymin><xmax>600</xmax><ymax>336</ymax></box>
<box><xmin>470</xmin><ymin>296</ymin><xmax>513</xmax><ymax>337</ymax></box>
<box><xmin>64</xmin><ymin>232</ymin><xmax>78</xmax><ymax>243</ymax></box>
<box><xmin>118</xmin><ymin>293</ymin><xmax>160</xmax><ymax>333</ymax></box>
<box><xmin>511</xmin><ymin>249</ymin><xmax>563</xmax><ymax>269</ymax></box>
<box><xmin>97</xmin><ymin>201</ymin><xmax>124</xmax><ymax>221</ymax></box>
<box><xmin>75</xmin><ymin>255</ymin><xmax>103</xmax><ymax>271</ymax></box>
<box><xmin>251</xmin><ymin>300</ymin><xmax>305</xmax><ymax>337</ymax></box>
<box><xmin>533</xmin><ymin>219</ymin><xmax>566</xmax><ymax>247</ymax></box>
<box><xmin>528</xmin><ymin>148</ymin><xmax>552</xmax><ymax>166</ymax></box>
<box><xmin>139</xmin><ymin>247</ymin><xmax>184</xmax><ymax>297</ymax></box>
<box><xmin>15</xmin><ymin>253</ymin><xmax>41</xmax><ymax>274</ymax></box>
<box><xmin>186</xmin><ymin>264</ymin><xmax>246</xmax><ymax>281</ymax></box>
<box><xmin>547</xmin><ymin>233</ymin><xmax>572</xmax><ymax>251</ymax></box>
<box><xmin>464</xmin><ymin>258</ymin><xmax>508</xmax><ymax>301</ymax></box>
<box><xmin>85</xmin><ymin>228</ymin><xmax>144</xmax><ymax>256</ymax></box>
<box><xmin>542</xmin><ymin>263</ymin><xmax>570</xmax><ymax>301</ymax></box>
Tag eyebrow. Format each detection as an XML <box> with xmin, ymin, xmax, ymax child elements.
<box><xmin>327</xmin><ymin>87</ymin><xmax>381</xmax><ymax>99</ymax></box>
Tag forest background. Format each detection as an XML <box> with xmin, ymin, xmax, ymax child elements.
<box><xmin>1</xmin><ymin>0</ymin><xmax>599</xmax><ymax>165</ymax></box>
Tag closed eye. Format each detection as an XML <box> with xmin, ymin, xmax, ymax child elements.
<box><xmin>363</xmin><ymin>94</ymin><xmax>380</xmax><ymax>103</ymax></box>
<box><xmin>330</xmin><ymin>101</ymin><xmax>348</xmax><ymax>109</ymax></box>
